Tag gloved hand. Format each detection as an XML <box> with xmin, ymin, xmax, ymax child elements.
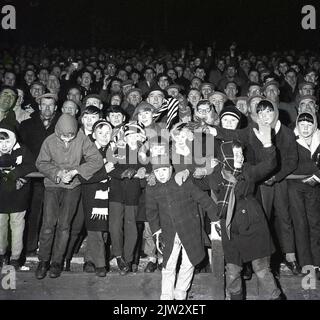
<box><xmin>264</xmin><ymin>176</ymin><xmax>276</xmax><ymax>186</ymax></box>
<box><xmin>16</xmin><ymin>178</ymin><xmax>27</xmax><ymax>190</ymax></box>
<box><xmin>302</xmin><ymin>175</ymin><xmax>320</xmax><ymax>187</ymax></box>
<box><xmin>193</xmin><ymin>167</ymin><xmax>207</xmax><ymax>179</ymax></box>
<box><xmin>147</xmin><ymin>172</ymin><xmax>157</xmax><ymax>186</ymax></box>
<box><xmin>134</xmin><ymin>167</ymin><xmax>146</xmax><ymax>179</ymax></box>
<box><xmin>121</xmin><ymin>168</ymin><xmax>137</xmax><ymax>179</ymax></box>
<box><xmin>210</xmin><ymin>221</ymin><xmax>222</xmax><ymax>240</ymax></box>
<box><xmin>175</xmin><ymin>169</ymin><xmax>189</xmax><ymax>186</ymax></box>
<box><xmin>153</xmin><ymin>230</ymin><xmax>165</xmax><ymax>254</ymax></box>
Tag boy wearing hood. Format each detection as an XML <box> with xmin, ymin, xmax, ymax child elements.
<box><xmin>208</xmin><ymin>99</ymin><xmax>300</xmax><ymax>275</ymax></box>
<box><xmin>35</xmin><ymin>114</ymin><xmax>104</xmax><ymax>279</ymax></box>
<box><xmin>288</xmin><ymin>112</ymin><xmax>320</xmax><ymax>277</ymax></box>
<box><xmin>194</xmin><ymin>122</ymin><xmax>283</xmax><ymax>300</ymax></box>
<box><xmin>0</xmin><ymin>124</ymin><xmax>35</xmax><ymax>270</ymax></box>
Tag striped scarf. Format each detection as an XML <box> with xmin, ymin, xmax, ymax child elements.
<box><xmin>152</xmin><ymin>97</ymin><xmax>180</xmax><ymax>130</ymax></box>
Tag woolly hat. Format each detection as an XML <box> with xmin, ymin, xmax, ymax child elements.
<box><xmin>92</xmin><ymin>119</ymin><xmax>112</xmax><ymax>133</ymax></box>
<box><xmin>220</xmin><ymin>104</ymin><xmax>242</xmax><ymax>121</ymax></box>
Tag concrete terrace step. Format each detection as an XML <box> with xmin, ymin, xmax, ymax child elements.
<box><xmin>1</xmin><ymin>268</ymin><xmax>319</xmax><ymax>300</ymax></box>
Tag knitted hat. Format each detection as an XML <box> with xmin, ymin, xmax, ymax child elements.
<box><xmin>151</xmin><ymin>155</ymin><xmax>171</xmax><ymax>170</ymax></box>
<box><xmin>92</xmin><ymin>119</ymin><xmax>112</xmax><ymax>133</ymax></box>
<box><xmin>220</xmin><ymin>104</ymin><xmax>242</xmax><ymax>121</ymax></box>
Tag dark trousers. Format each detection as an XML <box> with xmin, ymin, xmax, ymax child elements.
<box><xmin>133</xmin><ymin>222</ymin><xmax>144</xmax><ymax>265</ymax></box>
<box><xmin>109</xmin><ymin>202</ymin><xmax>138</xmax><ymax>263</ymax></box>
<box><xmin>84</xmin><ymin>231</ymin><xmax>107</xmax><ymax>268</ymax></box>
<box><xmin>288</xmin><ymin>181</ymin><xmax>320</xmax><ymax>267</ymax></box>
<box><xmin>260</xmin><ymin>180</ymin><xmax>295</xmax><ymax>254</ymax></box>
<box><xmin>25</xmin><ymin>179</ymin><xmax>44</xmax><ymax>252</ymax></box>
<box><xmin>38</xmin><ymin>187</ymin><xmax>81</xmax><ymax>264</ymax></box>
<box><xmin>64</xmin><ymin>198</ymin><xmax>85</xmax><ymax>261</ymax></box>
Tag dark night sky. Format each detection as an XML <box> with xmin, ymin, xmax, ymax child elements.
<box><xmin>1</xmin><ymin>0</ymin><xmax>320</xmax><ymax>51</ymax></box>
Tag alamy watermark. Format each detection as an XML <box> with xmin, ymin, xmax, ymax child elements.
<box><xmin>301</xmin><ymin>266</ymin><xmax>317</xmax><ymax>290</ymax></box>
<box><xmin>1</xmin><ymin>265</ymin><xmax>16</xmax><ymax>290</ymax></box>
<box><xmin>1</xmin><ymin>4</ymin><xmax>16</xmax><ymax>30</ymax></box>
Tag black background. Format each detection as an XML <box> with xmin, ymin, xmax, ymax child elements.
<box><xmin>1</xmin><ymin>0</ymin><xmax>320</xmax><ymax>51</ymax></box>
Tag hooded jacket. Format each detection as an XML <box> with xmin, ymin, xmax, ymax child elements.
<box><xmin>36</xmin><ymin>114</ymin><xmax>104</xmax><ymax>189</ymax></box>
<box><xmin>292</xmin><ymin>111</ymin><xmax>320</xmax><ymax>179</ymax></box>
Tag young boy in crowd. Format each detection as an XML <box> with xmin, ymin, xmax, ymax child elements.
<box><xmin>78</xmin><ymin>120</ymin><xmax>115</xmax><ymax>277</ymax></box>
<box><xmin>35</xmin><ymin>114</ymin><xmax>104</xmax><ymax>279</ymax></box>
<box><xmin>0</xmin><ymin>124</ymin><xmax>35</xmax><ymax>269</ymax></box>
<box><xmin>146</xmin><ymin>155</ymin><xmax>217</xmax><ymax>300</ymax></box>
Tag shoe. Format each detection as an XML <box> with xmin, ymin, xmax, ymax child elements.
<box><xmin>242</xmin><ymin>263</ymin><xmax>253</xmax><ymax>281</ymax></box>
<box><xmin>49</xmin><ymin>262</ymin><xmax>62</xmax><ymax>278</ymax></box>
<box><xmin>272</xmin><ymin>292</ymin><xmax>287</xmax><ymax>300</ymax></box>
<box><xmin>285</xmin><ymin>261</ymin><xmax>302</xmax><ymax>276</ymax></box>
<box><xmin>83</xmin><ymin>261</ymin><xmax>96</xmax><ymax>273</ymax></box>
<box><xmin>95</xmin><ymin>267</ymin><xmax>107</xmax><ymax>277</ymax></box>
<box><xmin>157</xmin><ymin>263</ymin><xmax>163</xmax><ymax>271</ymax></box>
<box><xmin>131</xmin><ymin>263</ymin><xmax>138</xmax><ymax>273</ymax></box>
<box><xmin>144</xmin><ymin>261</ymin><xmax>157</xmax><ymax>273</ymax></box>
<box><xmin>9</xmin><ymin>259</ymin><xmax>20</xmax><ymax>271</ymax></box>
<box><xmin>116</xmin><ymin>257</ymin><xmax>129</xmax><ymax>275</ymax></box>
<box><xmin>64</xmin><ymin>259</ymin><xmax>71</xmax><ymax>272</ymax></box>
<box><xmin>35</xmin><ymin>261</ymin><xmax>50</xmax><ymax>280</ymax></box>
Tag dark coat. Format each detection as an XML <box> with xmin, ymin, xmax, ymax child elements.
<box><xmin>195</xmin><ymin>146</ymin><xmax>277</xmax><ymax>265</ymax></box>
<box><xmin>18</xmin><ymin>112</ymin><xmax>61</xmax><ymax>160</ymax></box>
<box><xmin>0</xmin><ymin>143</ymin><xmax>36</xmax><ymax>213</ymax></box>
<box><xmin>146</xmin><ymin>177</ymin><xmax>217</xmax><ymax>268</ymax></box>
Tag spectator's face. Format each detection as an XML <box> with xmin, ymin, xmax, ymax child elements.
<box><xmin>221</xmin><ymin>115</ymin><xmax>239</xmax><ymax>130</ymax></box>
<box><xmin>110</xmin><ymin>95</ymin><xmax>121</xmax><ymax>106</ymax></box>
<box><xmin>39</xmin><ymin>98</ymin><xmax>57</xmax><ymax>119</ymax></box>
<box><xmin>67</xmin><ymin>88</ymin><xmax>82</xmax><ymax>103</ymax></box>
<box><xmin>47</xmin><ymin>75</ymin><xmax>60</xmax><ymax>92</ymax></box>
<box><xmin>298</xmin><ymin>99</ymin><xmax>317</xmax><ymax>114</ymax></box>
<box><xmin>191</xmin><ymin>78</ymin><xmax>202</xmax><ymax>89</ymax></box>
<box><xmin>3</xmin><ymin>72</ymin><xmax>16</xmax><ymax>87</ymax></box>
<box><xmin>300</xmin><ymin>84</ymin><xmax>314</xmax><ymax>96</ymax></box>
<box><xmin>201</xmin><ymin>85</ymin><xmax>213</xmax><ymax>99</ymax></box>
<box><xmin>172</xmin><ymin>129</ymin><xmax>189</xmax><ymax>146</ymax></box>
<box><xmin>195</xmin><ymin>68</ymin><xmax>205</xmax><ymax>80</ymax></box>
<box><xmin>24</xmin><ymin>70</ymin><xmax>36</xmax><ymax>84</ymax></box>
<box><xmin>158</xmin><ymin>76</ymin><xmax>169</xmax><ymax>90</ymax></box>
<box><xmin>137</xmin><ymin>110</ymin><xmax>153</xmax><ymax>127</ymax></box>
<box><xmin>62</xmin><ymin>101</ymin><xmax>78</xmax><ymax>117</ymax></box>
<box><xmin>60</xmin><ymin>133</ymin><xmax>76</xmax><ymax>145</ymax></box>
<box><xmin>154</xmin><ymin>166</ymin><xmax>172</xmax><ymax>184</ymax></box>
<box><xmin>264</xmin><ymin>85</ymin><xmax>279</xmax><ymax>101</ymax></box>
<box><xmin>122</xmin><ymin>84</ymin><xmax>133</xmax><ymax>95</ymax></box>
<box><xmin>51</xmin><ymin>66</ymin><xmax>61</xmax><ymax>78</ymax></box>
<box><xmin>0</xmin><ymin>89</ymin><xmax>17</xmax><ymax>112</ymax></box>
<box><xmin>81</xmin><ymin>113</ymin><xmax>100</xmax><ymax>132</ymax></box>
<box><xmin>85</xmin><ymin>97</ymin><xmax>102</xmax><ymax>109</ymax></box>
<box><xmin>305</xmin><ymin>72</ymin><xmax>318</xmax><ymax>84</ymax></box>
<box><xmin>298</xmin><ymin>120</ymin><xmax>315</xmax><ymax>138</ymax></box>
<box><xmin>81</xmin><ymin>72</ymin><xmax>92</xmax><ymax>87</ymax></box>
<box><xmin>285</xmin><ymin>71</ymin><xmax>297</xmax><ymax>86</ymax></box>
<box><xmin>167</xmin><ymin>69</ymin><xmax>177</xmax><ymax>81</ymax></box>
<box><xmin>127</xmin><ymin>91</ymin><xmax>142</xmax><ymax>106</ymax></box>
<box><xmin>208</xmin><ymin>94</ymin><xmax>225</xmax><ymax>114</ymax></box>
<box><xmin>226</xmin><ymin>66</ymin><xmax>236</xmax><ymax>78</ymax></box>
<box><xmin>313</xmin><ymin>61</ymin><xmax>320</xmax><ymax>72</ymax></box>
<box><xmin>236</xmin><ymin>99</ymin><xmax>248</xmax><ymax>115</ymax></box>
<box><xmin>249</xmin><ymin>97</ymin><xmax>262</xmax><ymax>113</ymax></box>
<box><xmin>225</xmin><ymin>83</ymin><xmax>238</xmax><ymax>99</ymax></box>
<box><xmin>175</xmin><ymin>66</ymin><xmax>183</xmax><ymax>78</ymax></box>
<box><xmin>130</xmin><ymin>72</ymin><xmax>140</xmax><ymax>83</ymax></box>
<box><xmin>39</xmin><ymin>69</ymin><xmax>49</xmax><ymax>85</ymax></box>
<box><xmin>147</xmin><ymin>91</ymin><xmax>164</xmax><ymax>109</ymax></box>
<box><xmin>188</xmin><ymin>90</ymin><xmax>201</xmax><ymax>107</ymax></box>
<box><xmin>241</xmin><ymin>60</ymin><xmax>250</xmax><ymax>71</ymax></box>
<box><xmin>30</xmin><ymin>84</ymin><xmax>45</xmax><ymax>98</ymax></box>
<box><xmin>111</xmin><ymin>81</ymin><xmax>121</xmax><ymax>93</ymax></box>
<box><xmin>117</xmin><ymin>70</ymin><xmax>128</xmax><ymax>82</ymax></box>
<box><xmin>257</xmin><ymin>107</ymin><xmax>275</xmax><ymax>125</ymax></box>
<box><xmin>217</xmin><ymin>60</ymin><xmax>225</xmax><ymax>72</ymax></box>
<box><xmin>248</xmin><ymin>85</ymin><xmax>261</xmax><ymax>97</ymax></box>
<box><xmin>144</xmin><ymin>69</ymin><xmax>155</xmax><ymax>82</ymax></box>
<box><xmin>93</xmin><ymin>69</ymin><xmax>102</xmax><ymax>80</ymax></box>
<box><xmin>248</xmin><ymin>71</ymin><xmax>259</xmax><ymax>83</ymax></box>
<box><xmin>279</xmin><ymin>62</ymin><xmax>288</xmax><ymax>75</ymax></box>
<box><xmin>194</xmin><ymin>58</ymin><xmax>201</xmax><ymax>67</ymax></box>
<box><xmin>167</xmin><ymin>88</ymin><xmax>179</xmax><ymax>98</ymax></box>
<box><xmin>0</xmin><ymin>137</ymin><xmax>14</xmax><ymax>154</ymax></box>
<box><xmin>195</xmin><ymin>104</ymin><xmax>211</xmax><ymax>120</ymax></box>
<box><xmin>107</xmin><ymin>112</ymin><xmax>125</xmax><ymax>127</ymax></box>
<box><xmin>93</xmin><ymin>125</ymin><xmax>111</xmax><ymax>147</ymax></box>
<box><xmin>107</xmin><ymin>63</ymin><xmax>116</xmax><ymax>76</ymax></box>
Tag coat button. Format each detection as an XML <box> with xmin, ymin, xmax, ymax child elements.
<box><xmin>242</xmin><ymin>209</ymin><xmax>246</xmax><ymax>213</ymax></box>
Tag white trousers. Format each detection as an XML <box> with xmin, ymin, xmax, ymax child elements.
<box><xmin>160</xmin><ymin>233</ymin><xmax>194</xmax><ymax>300</ymax></box>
